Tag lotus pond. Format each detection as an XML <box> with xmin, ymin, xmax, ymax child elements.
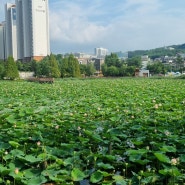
<box><xmin>0</xmin><ymin>78</ymin><xmax>185</xmax><ymax>185</ymax></box>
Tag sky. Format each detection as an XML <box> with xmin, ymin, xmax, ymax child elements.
<box><xmin>1</xmin><ymin>0</ymin><xmax>185</xmax><ymax>54</ymax></box>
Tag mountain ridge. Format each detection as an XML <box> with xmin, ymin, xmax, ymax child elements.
<box><xmin>128</xmin><ymin>43</ymin><xmax>185</xmax><ymax>59</ymax></box>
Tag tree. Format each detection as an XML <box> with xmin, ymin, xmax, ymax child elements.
<box><xmin>175</xmin><ymin>55</ymin><xmax>184</xmax><ymax>73</ymax></box>
<box><xmin>119</xmin><ymin>65</ymin><xmax>127</xmax><ymax>76</ymax></box>
<box><xmin>60</xmin><ymin>57</ymin><xmax>69</xmax><ymax>77</ymax></box>
<box><xmin>126</xmin><ymin>57</ymin><xmax>142</xmax><ymax>68</ymax></box>
<box><xmin>101</xmin><ymin>64</ymin><xmax>108</xmax><ymax>76</ymax></box>
<box><xmin>16</xmin><ymin>60</ymin><xmax>34</xmax><ymax>72</ymax></box>
<box><xmin>30</xmin><ymin>60</ymin><xmax>38</xmax><ymax>75</ymax></box>
<box><xmin>39</xmin><ymin>59</ymin><xmax>50</xmax><ymax>77</ymax></box>
<box><xmin>48</xmin><ymin>54</ymin><xmax>61</xmax><ymax>78</ymax></box>
<box><xmin>55</xmin><ymin>54</ymin><xmax>63</xmax><ymax>62</ymax></box>
<box><xmin>106</xmin><ymin>66</ymin><xmax>119</xmax><ymax>76</ymax></box>
<box><xmin>16</xmin><ymin>61</ymin><xmax>24</xmax><ymax>71</ymax></box>
<box><xmin>0</xmin><ymin>61</ymin><xmax>5</xmax><ymax>79</ymax></box>
<box><xmin>80</xmin><ymin>64</ymin><xmax>87</xmax><ymax>76</ymax></box>
<box><xmin>147</xmin><ymin>62</ymin><xmax>166</xmax><ymax>75</ymax></box>
<box><xmin>105</xmin><ymin>53</ymin><xmax>121</xmax><ymax>67</ymax></box>
<box><xmin>86</xmin><ymin>63</ymin><xmax>96</xmax><ymax>76</ymax></box>
<box><xmin>4</xmin><ymin>56</ymin><xmax>19</xmax><ymax>80</ymax></box>
<box><xmin>60</xmin><ymin>54</ymin><xmax>81</xmax><ymax>78</ymax></box>
<box><xmin>125</xmin><ymin>66</ymin><xmax>136</xmax><ymax>76</ymax></box>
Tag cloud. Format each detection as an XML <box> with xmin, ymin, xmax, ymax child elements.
<box><xmin>104</xmin><ymin>11</ymin><xmax>185</xmax><ymax>51</ymax></box>
<box><xmin>50</xmin><ymin>11</ymin><xmax>107</xmax><ymax>44</ymax></box>
<box><xmin>49</xmin><ymin>1</ymin><xmax>111</xmax><ymax>53</ymax></box>
<box><xmin>49</xmin><ymin>0</ymin><xmax>167</xmax><ymax>53</ymax></box>
<box><xmin>2</xmin><ymin>0</ymin><xmax>185</xmax><ymax>53</ymax></box>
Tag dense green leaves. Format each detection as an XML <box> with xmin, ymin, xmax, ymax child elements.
<box><xmin>147</xmin><ymin>61</ymin><xmax>166</xmax><ymax>75</ymax></box>
<box><xmin>71</xmin><ymin>168</ymin><xmax>86</xmax><ymax>181</ymax></box>
<box><xmin>0</xmin><ymin>61</ymin><xmax>5</xmax><ymax>79</ymax></box>
<box><xmin>47</xmin><ymin>54</ymin><xmax>61</xmax><ymax>78</ymax></box>
<box><xmin>154</xmin><ymin>152</ymin><xmax>171</xmax><ymax>163</ymax></box>
<box><xmin>0</xmin><ymin>78</ymin><xmax>185</xmax><ymax>184</ymax></box>
<box><xmin>60</xmin><ymin>54</ymin><xmax>81</xmax><ymax>77</ymax></box>
<box><xmin>102</xmin><ymin>53</ymin><xmax>142</xmax><ymax>76</ymax></box>
<box><xmin>4</xmin><ymin>56</ymin><xmax>19</xmax><ymax>80</ymax></box>
<box><xmin>90</xmin><ymin>171</ymin><xmax>103</xmax><ymax>183</ymax></box>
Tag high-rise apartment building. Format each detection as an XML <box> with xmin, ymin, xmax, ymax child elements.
<box><xmin>16</xmin><ymin>0</ymin><xmax>50</xmax><ymax>61</ymax></box>
<box><xmin>95</xmin><ymin>47</ymin><xmax>108</xmax><ymax>58</ymax></box>
<box><xmin>5</xmin><ymin>3</ymin><xmax>17</xmax><ymax>60</ymax></box>
<box><xmin>0</xmin><ymin>22</ymin><xmax>6</xmax><ymax>60</ymax></box>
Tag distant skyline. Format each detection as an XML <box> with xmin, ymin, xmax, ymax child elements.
<box><xmin>1</xmin><ymin>0</ymin><xmax>185</xmax><ymax>54</ymax></box>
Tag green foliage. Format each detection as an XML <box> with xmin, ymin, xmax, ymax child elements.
<box><xmin>0</xmin><ymin>61</ymin><xmax>5</xmax><ymax>79</ymax></box>
<box><xmin>147</xmin><ymin>61</ymin><xmax>166</xmax><ymax>75</ymax></box>
<box><xmin>154</xmin><ymin>153</ymin><xmax>171</xmax><ymax>163</ymax></box>
<box><xmin>128</xmin><ymin>43</ymin><xmax>185</xmax><ymax>59</ymax></box>
<box><xmin>102</xmin><ymin>53</ymin><xmax>138</xmax><ymax>77</ymax></box>
<box><xmin>90</xmin><ymin>171</ymin><xmax>103</xmax><ymax>183</ymax></box>
<box><xmin>32</xmin><ymin>55</ymin><xmax>61</xmax><ymax>78</ymax></box>
<box><xmin>126</xmin><ymin>56</ymin><xmax>142</xmax><ymax>68</ymax></box>
<box><xmin>105</xmin><ymin>53</ymin><xmax>121</xmax><ymax>67</ymax></box>
<box><xmin>175</xmin><ymin>55</ymin><xmax>184</xmax><ymax>73</ymax></box>
<box><xmin>80</xmin><ymin>64</ymin><xmax>87</xmax><ymax>76</ymax></box>
<box><xmin>0</xmin><ymin>78</ymin><xmax>185</xmax><ymax>184</ymax></box>
<box><xmin>125</xmin><ymin>66</ymin><xmax>136</xmax><ymax>76</ymax></box>
<box><xmin>16</xmin><ymin>60</ymin><xmax>37</xmax><ymax>72</ymax></box>
<box><xmin>176</xmin><ymin>74</ymin><xmax>185</xmax><ymax>79</ymax></box>
<box><xmin>4</xmin><ymin>56</ymin><xmax>19</xmax><ymax>80</ymax></box>
<box><xmin>55</xmin><ymin>54</ymin><xmax>63</xmax><ymax>62</ymax></box>
<box><xmin>80</xmin><ymin>63</ymin><xmax>96</xmax><ymax>76</ymax></box>
<box><xmin>102</xmin><ymin>53</ymin><xmax>122</xmax><ymax>76</ymax></box>
<box><xmin>47</xmin><ymin>54</ymin><xmax>61</xmax><ymax>78</ymax></box>
<box><xmin>71</xmin><ymin>168</ymin><xmax>86</xmax><ymax>181</ymax></box>
<box><xmin>101</xmin><ymin>63</ymin><xmax>108</xmax><ymax>76</ymax></box>
<box><xmin>35</xmin><ymin>58</ymin><xmax>50</xmax><ymax>77</ymax></box>
<box><xmin>60</xmin><ymin>54</ymin><xmax>81</xmax><ymax>78</ymax></box>
<box><xmin>15</xmin><ymin>54</ymin><xmax>80</xmax><ymax>78</ymax></box>
<box><xmin>86</xmin><ymin>63</ymin><xmax>96</xmax><ymax>76</ymax></box>
<box><xmin>106</xmin><ymin>65</ymin><xmax>119</xmax><ymax>76</ymax></box>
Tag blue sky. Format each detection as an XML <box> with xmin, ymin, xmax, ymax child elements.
<box><xmin>1</xmin><ymin>0</ymin><xmax>185</xmax><ymax>54</ymax></box>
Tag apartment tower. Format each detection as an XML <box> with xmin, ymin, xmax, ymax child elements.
<box><xmin>95</xmin><ymin>47</ymin><xmax>108</xmax><ymax>58</ymax></box>
<box><xmin>5</xmin><ymin>3</ymin><xmax>17</xmax><ymax>60</ymax></box>
<box><xmin>0</xmin><ymin>22</ymin><xmax>6</xmax><ymax>60</ymax></box>
<box><xmin>16</xmin><ymin>0</ymin><xmax>50</xmax><ymax>61</ymax></box>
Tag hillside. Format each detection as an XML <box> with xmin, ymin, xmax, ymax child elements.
<box><xmin>128</xmin><ymin>43</ymin><xmax>185</xmax><ymax>59</ymax></box>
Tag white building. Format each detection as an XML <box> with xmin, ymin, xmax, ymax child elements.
<box><xmin>0</xmin><ymin>22</ymin><xmax>6</xmax><ymax>60</ymax></box>
<box><xmin>141</xmin><ymin>55</ymin><xmax>150</xmax><ymax>69</ymax></box>
<box><xmin>95</xmin><ymin>47</ymin><xmax>108</xmax><ymax>58</ymax></box>
<box><xmin>16</xmin><ymin>0</ymin><xmax>50</xmax><ymax>61</ymax></box>
<box><xmin>135</xmin><ymin>68</ymin><xmax>150</xmax><ymax>77</ymax></box>
<box><xmin>5</xmin><ymin>3</ymin><xmax>17</xmax><ymax>60</ymax></box>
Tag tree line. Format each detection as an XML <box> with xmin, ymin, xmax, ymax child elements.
<box><xmin>0</xmin><ymin>54</ymin><xmax>96</xmax><ymax>80</ymax></box>
<box><xmin>128</xmin><ymin>43</ymin><xmax>185</xmax><ymax>59</ymax></box>
<box><xmin>1</xmin><ymin>53</ymin><xmax>184</xmax><ymax>80</ymax></box>
<box><xmin>102</xmin><ymin>53</ymin><xmax>144</xmax><ymax>77</ymax></box>
<box><xmin>0</xmin><ymin>53</ymin><xmax>143</xmax><ymax>79</ymax></box>
<box><xmin>102</xmin><ymin>53</ymin><xmax>185</xmax><ymax>77</ymax></box>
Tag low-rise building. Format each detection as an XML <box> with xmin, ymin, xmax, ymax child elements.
<box><xmin>135</xmin><ymin>68</ymin><xmax>150</xmax><ymax>77</ymax></box>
